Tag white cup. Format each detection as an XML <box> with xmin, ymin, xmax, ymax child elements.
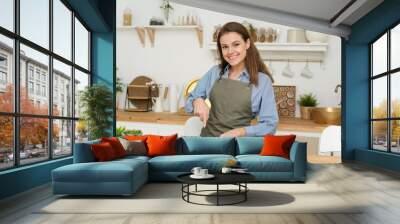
<box><xmin>199</xmin><ymin>169</ymin><xmax>208</xmax><ymax>176</ymax></box>
<box><xmin>221</xmin><ymin>167</ymin><xmax>232</xmax><ymax>174</ymax></box>
<box><xmin>191</xmin><ymin>167</ymin><xmax>202</xmax><ymax>176</ymax></box>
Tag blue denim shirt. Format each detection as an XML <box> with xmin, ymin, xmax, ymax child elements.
<box><xmin>185</xmin><ymin>65</ymin><xmax>279</xmax><ymax>136</ymax></box>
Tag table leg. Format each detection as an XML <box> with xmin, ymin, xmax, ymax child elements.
<box><xmin>217</xmin><ymin>184</ymin><xmax>219</xmax><ymax>206</ymax></box>
<box><xmin>195</xmin><ymin>184</ymin><xmax>198</xmax><ymax>192</ymax></box>
<box><xmin>245</xmin><ymin>183</ymin><xmax>247</xmax><ymax>201</ymax></box>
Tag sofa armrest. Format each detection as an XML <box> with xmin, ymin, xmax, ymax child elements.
<box><xmin>289</xmin><ymin>141</ymin><xmax>307</xmax><ymax>181</ymax></box>
<box><xmin>73</xmin><ymin>140</ymin><xmax>100</xmax><ymax>163</ymax></box>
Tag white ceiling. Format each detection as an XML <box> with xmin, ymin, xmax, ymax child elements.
<box><xmin>223</xmin><ymin>0</ymin><xmax>352</xmax><ymax>23</ymax></box>
<box><xmin>172</xmin><ymin>0</ymin><xmax>384</xmax><ymax>38</ymax></box>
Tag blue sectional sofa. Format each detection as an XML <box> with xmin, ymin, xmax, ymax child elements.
<box><xmin>52</xmin><ymin>137</ymin><xmax>307</xmax><ymax>196</ymax></box>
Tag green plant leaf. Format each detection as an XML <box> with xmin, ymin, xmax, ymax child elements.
<box><xmin>298</xmin><ymin>93</ymin><xmax>318</xmax><ymax>107</ymax></box>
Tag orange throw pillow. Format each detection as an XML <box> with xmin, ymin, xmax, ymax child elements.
<box><xmin>146</xmin><ymin>134</ymin><xmax>177</xmax><ymax>157</ymax></box>
<box><xmin>101</xmin><ymin>137</ymin><xmax>127</xmax><ymax>158</ymax></box>
<box><xmin>91</xmin><ymin>142</ymin><xmax>117</xmax><ymax>161</ymax></box>
<box><xmin>260</xmin><ymin>135</ymin><xmax>296</xmax><ymax>159</ymax></box>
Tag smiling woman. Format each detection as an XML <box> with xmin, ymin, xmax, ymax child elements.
<box><xmin>185</xmin><ymin>22</ymin><xmax>278</xmax><ymax>137</ymax></box>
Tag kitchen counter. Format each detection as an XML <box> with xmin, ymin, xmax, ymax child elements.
<box><xmin>117</xmin><ymin>110</ymin><xmax>330</xmax><ymax>133</ymax></box>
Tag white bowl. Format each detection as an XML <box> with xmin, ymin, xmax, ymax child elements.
<box><xmin>305</xmin><ymin>31</ymin><xmax>329</xmax><ymax>43</ymax></box>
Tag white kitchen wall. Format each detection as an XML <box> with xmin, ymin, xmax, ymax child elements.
<box><xmin>117</xmin><ymin>0</ymin><xmax>342</xmax><ymax>117</ymax></box>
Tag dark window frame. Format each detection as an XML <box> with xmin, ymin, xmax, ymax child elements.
<box><xmin>0</xmin><ymin>0</ymin><xmax>92</xmax><ymax>171</ymax></box>
<box><xmin>370</xmin><ymin>21</ymin><xmax>400</xmax><ymax>154</ymax></box>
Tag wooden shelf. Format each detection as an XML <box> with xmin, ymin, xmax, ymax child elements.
<box><xmin>118</xmin><ymin>26</ymin><xmax>146</xmax><ymax>47</ymax></box>
<box><xmin>118</xmin><ymin>25</ymin><xmax>204</xmax><ymax>48</ymax></box>
<box><xmin>209</xmin><ymin>42</ymin><xmax>328</xmax><ymax>62</ymax></box>
<box><xmin>127</xmin><ymin>96</ymin><xmax>151</xmax><ymax>100</ymax></box>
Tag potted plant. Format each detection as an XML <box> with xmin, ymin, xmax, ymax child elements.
<box><xmin>160</xmin><ymin>0</ymin><xmax>173</xmax><ymax>24</ymax></box>
<box><xmin>116</xmin><ymin>126</ymin><xmax>143</xmax><ymax>138</ymax></box>
<box><xmin>298</xmin><ymin>93</ymin><xmax>318</xmax><ymax>120</ymax></box>
<box><xmin>79</xmin><ymin>84</ymin><xmax>113</xmax><ymax>140</ymax></box>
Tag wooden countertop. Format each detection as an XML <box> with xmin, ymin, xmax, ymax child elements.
<box><xmin>117</xmin><ymin>110</ymin><xmax>330</xmax><ymax>133</ymax></box>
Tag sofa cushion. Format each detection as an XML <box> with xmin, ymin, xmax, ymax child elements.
<box><xmin>235</xmin><ymin>137</ymin><xmax>264</xmax><ymax>155</ymax></box>
<box><xmin>147</xmin><ymin>134</ymin><xmax>178</xmax><ymax>157</ymax></box>
<box><xmin>52</xmin><ymin>159</ymin><xmax>147</xmax><ymax>183</ymax></box>
<box><xmin>91</xmin><ymin>142</ymin><xmax>118</xmax><ymax>162</ymax></box>
<box><xmin>101</xmin><ymin>137</ymin><xmax>127</xmax><ymax>158</ymax></box>
<box><xmin>260</xmin><ymin>135</ymin><xmax>296</xmax><ymax>159</ymax></box>
<box><xmin>236</xmin><ymin>155</ymin><xmax>293</xmax><ymax>172</ymax></box>
<box><xmin>119</xmin><ymin>138</ymin><xmax>148</xmax><ymax>156</ymax></box>
<box><xmin>148</xmin><ymin>154</ymin><xmax>235</xmax><ymax>172</ymax></box>
<box><xmin>177</xmin><ymin>137</ymin><xmax>235</xmax><ymax>155</ymax></box>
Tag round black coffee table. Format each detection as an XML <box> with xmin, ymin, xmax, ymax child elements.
<box><xmin>177</xmin><ymin>173</ymin><xmax>255</xmax><ymax>206</ymax></box>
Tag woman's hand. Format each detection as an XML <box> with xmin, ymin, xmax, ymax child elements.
<box><xmin>220</xmin><ymin>128</ymin><xmax>246</xmax><ymax>137</ymax></box>
<box><xmin>193</xmin><ymin>98</ymin><xmax>209</xmax><ymax>127</ymax></box>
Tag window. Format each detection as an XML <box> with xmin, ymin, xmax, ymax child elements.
<box><xmin>28</xmin><ymin>81</ymin><xmax>34</xmax><ymax>94</ymax></box>
<box><xmin>0</xmin><ymin>54</ymin><xmax>8</xmax><ymax>86</ymax></box>
<box><xmin>75</xmin><ymin>18</ymin><xmax>89</xmax><ymax>70</ymax></box>
<box><xmin>0</xmin><ymin>0</ymin><xmax>14</xmax><ymax>32</ymax></box>
<box><xmin>0</xmin><ymin>71</ymin><xmax>6</xmax><ymax>85</ymax></box>
<box><xmin>28</xmin><ymin>67</ymin><xmax>34</xmax><ymax>80</ymax></box>
<box><xmin>42</xmin><ymin>85</ymin><xmax>46</xmax><ymax>97</ymax></box>
<box><xmin>20</xmin><ymin>0</ymin><xmax>49</xmax><ymax>49</ymax></box>
<box><xmin>36</xmin><ymin>83</ymin><xmax>40</xmax><ymax>95</ymax></box>
<box><xmin>0</xmin><ymin>1</ymin><xmax>91</xmax><ymax>170</ymax></box>
<box><xmin>371</xmin><ymin>23</ymin><xmax>400</xmax><ymax>154</ymax></box>
<box><xmin>53</xmin><ymin>0</ymin><xmax>72</xmax><ymax>60</ymax></box>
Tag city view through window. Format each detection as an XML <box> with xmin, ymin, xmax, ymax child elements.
<box><xmin>371</xmin><ymin>23</ymin><xmax>400</xmax><ymax>153</ymax></box>
<box><xmin>0</xmin><ymin>0</ymin><xmax>91</xmax><ymax>170</ymax></box>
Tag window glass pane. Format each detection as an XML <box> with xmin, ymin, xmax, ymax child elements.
<box><xmin>391</xmin><ymin>120</ymin><xmax>400</xmax><ymax>153</ymax></box>
<box><xmin>75</xmin><ymin>120</ymin><xmax>88</xmax><ymax>142</ymax></box>
<box><xmin>75</xmin><ymin>18</ymin><xmax>89</xmax><ymax>70</ymax></box>
<box><xmin>391</xmin><ymin>24</ymin><xmax>400</xmax><ymax>70</ymax></box>
<box><xmin>391</xmin><ymin>72</ymin><xmax>400</xmax><ymax>118</ymax></box>
<box><xmin>20</xmin><ymin>44</ymin><xmax>49</xmax><ymax>115</ymax></box>
<box><xmin>53</xmin><ymin>119</ymin><xmax>72</xmax><ymax>158</ymax></box>
<box><xmin>0</xmin><ymin>116</ymin><xmax>13</xmax><ymax>170</ymax></box>
<box><xmin>0</xmin><ymin>35</ymin><xmax>14</xmax><ymax>112</ymax></box>
<box><xmin>372</xmin><ymin>33</ymin><xmax>387</xmax><ymax>76</ymax></box>
<box><xmin>20</xmin><ymin>0</ymin><xmax>49</xmax><ymax>49</ymax></box>
<box><xmin>53</xmin><ymin>0</ymin><xmax>72</xmax><ymax>60</ymax></box>
<box><xmin>53</xmin><ymin>59</ymin><xmax>72</xmax><ymax>117</ymax></box>
<box><xmin>74</xmin><ymin>69</ymin><xmax>89</xmax><ymax>118</ymax></box>
<box><xmin>20</xmin><ymin>117</ymin><xmax>49</xmax><ymax>165</ymax></box>
<box><xmin>372</xmin><ymin>121</ymin><xmax>388</xmax><ymax>151</ymax></box>
<box><xmin>372</xmin><ymin>77</ymin><xmax>387</xmax><ymax>119</ymax></box>
<box><xmin>0</xmin><ymin>0</ymin><xmax>14</xmax><ymax>31</ymax></box>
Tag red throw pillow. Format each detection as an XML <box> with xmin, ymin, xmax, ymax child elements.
<box><xmin>260</xmin><ymin>135</ymin><xmax>296</xmax><ymax>159</ymax></box>
<box><xmin>101</xmin><ymin>137</ymin><xmax>127</xmax><ymax>158</ymax></box>
<box><xmin>146</xmin><ymin>134</ymin><xmax>177</xmax><ymax>157</ymax></box>
<box><xmin>91</xmin><ymin>142</ymin><xmax>117</xmax><ymax>161</ymax></box>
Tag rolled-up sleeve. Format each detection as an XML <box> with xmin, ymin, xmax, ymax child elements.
<box><xmin>244</xmin><ymin>77</ymin><xmax>279</xmax><ymax>136</ymax></box>
<box><xmin>185</xmin><ymin>66</ymin><xmax>216</xmax><ymax>113</ymax></box>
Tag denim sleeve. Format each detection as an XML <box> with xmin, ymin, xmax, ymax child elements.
<box><xmin>184</xmin><ymin>66</ymin><xmax>217</xmax><ymax>113</ymax></box>
<box><xmin>244</xmin><ymin>76</ymin><xmax>279</xmax><ymax>136</ymax></box>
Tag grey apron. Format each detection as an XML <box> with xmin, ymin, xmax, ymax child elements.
<box><xmin>200</xmin><ymin>78</ymin><xmax>253</xmax><ymax>137</ymax></box>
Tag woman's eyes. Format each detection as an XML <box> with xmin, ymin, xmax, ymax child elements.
<box><xmin>222</xmin><ymin>43</ymin><xmax>240</xmax><ymax>49</ymax></box>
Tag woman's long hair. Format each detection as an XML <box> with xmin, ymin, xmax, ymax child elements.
<box><xmin>217</xmin><ymin>22</ymin><xmax>273</xmax><ymax>85</ymax></box>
